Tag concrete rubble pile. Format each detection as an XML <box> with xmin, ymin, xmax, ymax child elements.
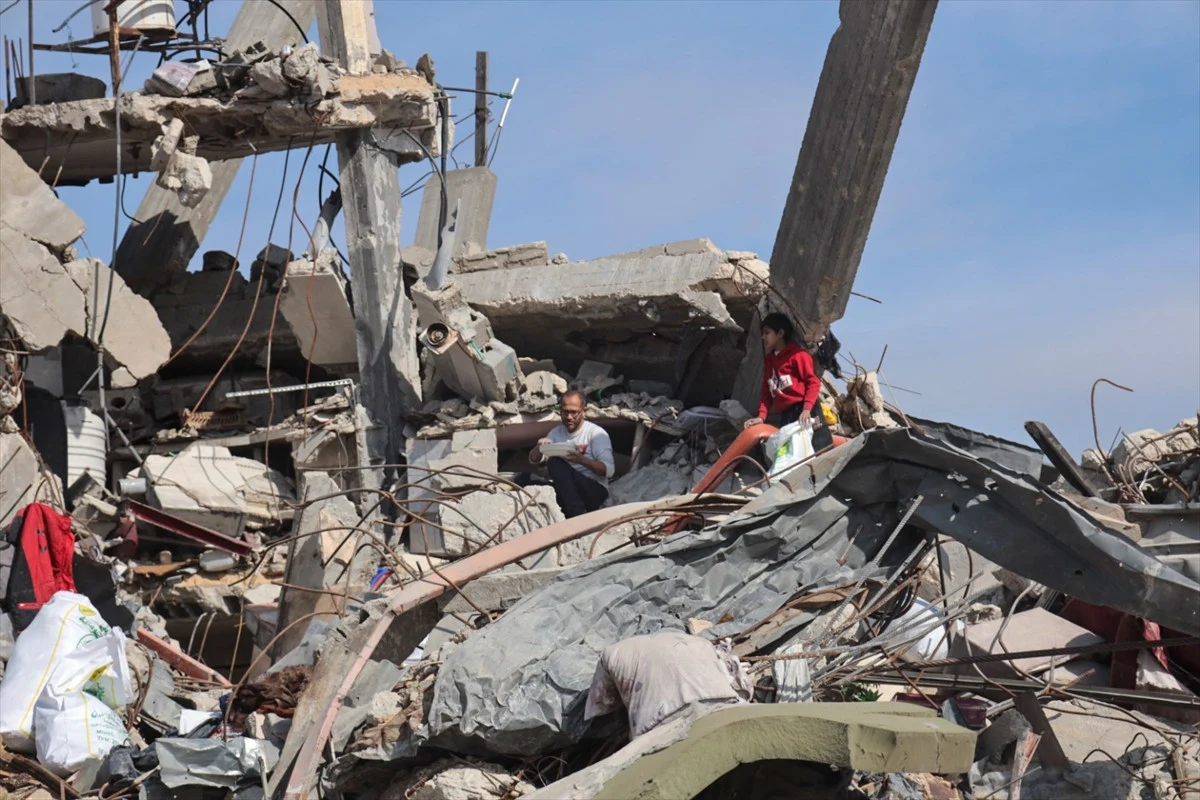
<box><xmin>3</xmin><ymin>28</ymin><xmax>1199</xmax><ymax>800</ymax></box>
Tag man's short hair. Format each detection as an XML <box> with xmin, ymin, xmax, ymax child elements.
<box><xmin>560</xmin><ymin>389</ymin><xmax>586</xmax><ymax>406</ymax></box>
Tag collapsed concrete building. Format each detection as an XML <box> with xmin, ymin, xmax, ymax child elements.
<box><xmin>2</xmin><ymin>1</ymin><xmax>1198</xmax><ymax>799</ymax></box>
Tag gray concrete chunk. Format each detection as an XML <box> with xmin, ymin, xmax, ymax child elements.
<box><xmin>0</xmin><ymin>225</ymin><xmax>86</xmax><ymax>351</ymax></box>
<box><xmin>0</xmin><ymin>139</ymin><xmax>86</xmax><ymax>250</ymax></box>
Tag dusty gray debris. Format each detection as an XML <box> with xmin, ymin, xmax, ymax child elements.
<box><xmin>250</xmin><ymin>59</ymin><xmax>291</xmax><ymax>96</ymax></box>
<box><xmin>425</xmin><ymin>428</ymin><xmax>1199</xmax><ymax>757</ymax></box>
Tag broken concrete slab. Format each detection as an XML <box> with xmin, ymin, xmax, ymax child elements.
<box><xmin>0</xmin><ymin>225</ymin><xmax>87</xmax><ymax>351</ymax></box>
<box><xmin>952</xmin><ymin>608</ymin><xmax>1104</xmax><ymax>678</ymax></box>
<box><xmin>529</xmin><ymin>703</ymin><xmax>974</xmax><ymax>800</ymax></box>
<box><xmin>0</xmin><ymin>139</ymin><xmax>85</xmax><ymax>250</ymax></box>
<box><xmin>278</xmin><ymin>251</ymin><xmax>357</xmax><ymax>367</ymax></box>
<box><xmin>275</xmin><ymin>471</ymin><xmax>369</xmax><ymax>656</ymax></box>
<box><xmin>1112</xmin><ymin>421</ymin><xmax>1200</xmax><ymax>478</ymax></box>
<box><xmin>452</xmin><ymin>248</ymin><xmax>767</xmax><ymax>387</ymax></box>
<box><xmin>606</xmin><ymin>238</ymin><xmax>724</xmax><ymax>261</ymax></box>
<box><xmin>414</xmin><ymin>167</ymin><xmax>498</xmax><ymax>257</ymax></box>
<box><xmin>64</xmin><ymin>258</ymin><xmax>172</xmax><ymax>380</ymax></box>
<box><xmin>1</xmin><ymin>73</ymin><xmax>442</xmax><ymax>185</ymax></box>
<box><xmin>140</xmin><ymin>443</ymin><xmax>295</xmax><ymax>536</ymax></box>
<box><xmin>442</xmin><ymin>567</ymin><xmax>567</xmax><ymax>615</ymax></box>
<box><xmin>406</xmin><ymin>429</ymin><xmax>499</xmax><ymax>491</ymax></box>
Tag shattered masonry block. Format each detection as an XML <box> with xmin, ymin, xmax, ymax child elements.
<box><xmin>278</xmin><ymin>253</ymin><xmax>357</xmax><ymax>367</ymax></box>
<box><xmin>575</xmin><ymin>360</ymin><xmax>615</xmax><ymax>384</ymax></box>
<box><xmin>65</xmin><ymin>258</ymin><xmax>171</xmax><ymax>381</ymax></box>
<box><xmin>408</xmin><ymin>486</ymin><xmax>564</xmax><ymax>559</ymax></box>
<box><xmin>406</xmin><ymin>429</ymin><xmax>499</xmax><ymax>491</ymax></box>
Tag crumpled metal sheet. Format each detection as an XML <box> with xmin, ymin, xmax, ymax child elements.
<box><xmin>426</xmin><ymin>429</ymin><xmax>1199</xmax><ymax>757</ymax></box>
<box><xmin>155</xmin><ymin>737</ymin><xmax>279</xmax><ymax>789</ymax></box>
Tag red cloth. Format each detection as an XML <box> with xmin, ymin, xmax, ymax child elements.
<box><xmin>17</xmin><ymin>502</ymin><xmax>76</xmax><ymax>607</ymax></box>
<box><xmin>757</xmin><ymin>343</ymin><xmax>821</xmax><ymax>419</ymax></box>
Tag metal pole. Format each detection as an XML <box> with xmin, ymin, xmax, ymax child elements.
<box><xmin>25</xmin><ymin>0</ymin><xmax>33</xmax><ymax>104</ymax></box>
<box><xmin>474</xmin><ymin>50</ymin><xmax>488</xmax><ymax>167</ymax></box>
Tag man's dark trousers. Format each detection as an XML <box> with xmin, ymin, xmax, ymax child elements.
<box><xmin>546</xmin><ymin>458</ymin><xmax>608</xmax><ymax>518</ymax></box>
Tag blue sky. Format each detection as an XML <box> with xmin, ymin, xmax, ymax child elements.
<box><xmin>7</xmin><ymin>0</ymin><xmax>1199</xmax><ymax>457</ymax></box>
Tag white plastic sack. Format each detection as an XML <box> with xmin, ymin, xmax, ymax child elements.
<box><xmin>0</xmin><ymin>591</ymin><xmax>127</xmax><ymax>752</ymax></box>
<box><xmin>34</xmin><ymin>687</ymin><xmax>130</xmax><ymax>776</ymax></box>
<box><xmin>766</xmin><ymin>421</ymin><xmax>815</xmax><ymax>478</ymax></box>
<box><xmin>892</xmin><ymin>597</ymin><xmax>962</xmax><ymax>663</ymax></box>
<box><xmin>49</xmin><ymin>629</ymin><xmax>133</xmax><ymax>710</ymax></box>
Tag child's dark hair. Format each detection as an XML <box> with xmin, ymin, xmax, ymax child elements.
<box><xmin>761</xmin><ymin>312</ymin><xmax>794</xmax><ymax>342</ymax></box>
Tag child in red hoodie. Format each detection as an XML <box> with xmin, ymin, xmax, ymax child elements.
<box><xmin>745</xmin><ymin>313</ymin><xmax>825</xmax><ymax>434</ymax></box>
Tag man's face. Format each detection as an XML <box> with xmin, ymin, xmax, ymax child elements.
<box><xmin>560</xmin><ymin>396</ymin><xmax>585</xmax><ymax>432</ymax></box>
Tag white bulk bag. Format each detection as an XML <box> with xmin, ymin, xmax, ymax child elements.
<box><xmin>34</xmin><ymin>686</ymin><xmax>130</xmax><ymax>776</ymax></box>
<box><xmin>0</xmin><ymin>591</ymin><xmax>128</xmax><ymax>752</ymax></box>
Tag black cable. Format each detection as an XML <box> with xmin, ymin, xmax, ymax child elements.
<box><xmin>487</xmin><ymin>125</ymin><xmax>504</xmax><ymax>168</ymax></box>
<box><xmin>118</xmin><ymin>176</ymin><xmax>144</xmax><ymax>224</ymax></box>
<box><xmin>260</xmin><ymin>0</ymin><xmax>309</xmax><ymax>43</ymax></box>
<box><xmin>0</xmin><ymin>0</ymin><xmax>22</xmax><ymax>18</ymax></box>
<box><xmin>401</xmin><ymin>178</ymin><xmax>430</xmax><ymax>199</ymax></box>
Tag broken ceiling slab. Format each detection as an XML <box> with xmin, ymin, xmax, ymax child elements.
<box><xmin>0</xmin><ymin>139</ymin><xmax>85</xmax><ymax>251</ymax></box>
<box><xmin>0</xmin><ymin>225</ymin><xmax>87</xmax><ymax>351</ymax></box>
<box><xmin>1</xmin><ymin>73</ymin><xmax>441</xmax><ymax>185</ymax></box>
<box><xmin>452</xmin><ymin>246</ymin><xmax>768</xmax><ymax>382</ymax></box>
<box><xmin>140</xmin><ymin>443</ymin><xmax>295</xmax><ymax>536</ymax></box>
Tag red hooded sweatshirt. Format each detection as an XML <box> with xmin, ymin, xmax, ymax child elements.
<box><xmin>758</xmin><ymin>343</ymin><xmax>821</xmax><ymax>419</ymax></box>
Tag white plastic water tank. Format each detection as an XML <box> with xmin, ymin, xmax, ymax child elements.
<box><xmin>91</xmin><ymin>0</ymin><xmax>176</xmax><ymax>38</ymax></box>
<box><xmin>62</xmin><ymin>402</ymin><xmax>108</xmax><ymax>489</ymax></box>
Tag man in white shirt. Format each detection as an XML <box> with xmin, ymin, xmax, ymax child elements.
<box><xmin>529</xmin><ymin>390</ymin><xmax>615</xmax><ymax>518</ymax></box>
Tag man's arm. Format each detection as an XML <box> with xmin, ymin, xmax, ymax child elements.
<box><xmin>568</xmin><ymin>428</ymin><xmax>615</xmax><ymax>479</ymax></box>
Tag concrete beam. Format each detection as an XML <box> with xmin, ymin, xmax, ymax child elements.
<box><xmin>319</xmin><ymin>0</ymin><xmax>422</xmax><ymax>482</ymax></box>
<box><xmin>770</xmin><ymin>0</ymin><xmax>936</xmax><ymax>340</ymax></box>
<box><xmin>0</xmin><ymin>73</ymin><xmax>440</xmax><ymax>185</ymax></box>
